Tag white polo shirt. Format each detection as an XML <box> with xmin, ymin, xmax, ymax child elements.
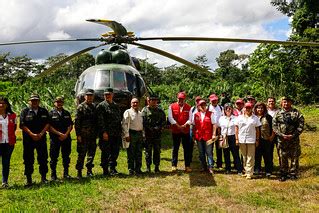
<box><xmin>218</xmin><ymin>115</ymin><xmax>236</xmax><ymax>136</ymax></box>
<box><xmin>0</xmin><ymin>115</ymin><xmax>9</xmax><ymax>143</ymax></box>
<box><xmin>235</xmin><ymin>114</ymin><xmax>261</xmax><ymax>144</ymax></box>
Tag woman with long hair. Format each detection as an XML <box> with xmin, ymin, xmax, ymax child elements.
<box><xmin>254</xmin><ymin>102</ymin><xmax>275</xmax><ymax>177</ymax></box>
<box><xmin>217</xmin><ymin>103</ymin><xmax>242</xmax><ymax>174</ymax></box>
<box><xmin>0</xmin><ymin>96</ymin><xmax>17</xmax><ymax>188</ymax></box>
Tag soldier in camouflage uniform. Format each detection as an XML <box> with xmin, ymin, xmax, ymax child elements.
<box><xmin>96</xmin><ymin>88</ymin><xmax>122</xmax><ymax>176</ymax></box>
<box><xmin>142</xmin><ymin>95</ymin><xmax>166</xmax><ymax>173</ymax></box>
<box><xmin>74</xmin><ymin>89</ymin><xmax>97</xmax><ymax>178</ymax></box>
<box><xmin>272</xmin><ymin>97</ymin><xmax>304</xmax><ymax>181</ymax></box>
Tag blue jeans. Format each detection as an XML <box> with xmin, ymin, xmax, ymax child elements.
<box><xmin>197</xmin><ymin>140</ymin><xmax>213</xmax><ymax>169</ymax></box>
<box><xmin>0</xmin><ymin>143</ymin><xmax>14</xmax><ymax>183</ymax></box>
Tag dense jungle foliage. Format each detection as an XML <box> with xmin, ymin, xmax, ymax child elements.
<box><xmin>0</xmin><ymin>0</ymin><xmax>318</xmax><ymax>113</ymax></box>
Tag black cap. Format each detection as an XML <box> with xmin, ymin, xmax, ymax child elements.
<box><xmin>85</xmin><ymin>89</ymin><xmax>94</xmax><ymax>95</ymax></box>
<box><xmin>104</xmin><ymin>87</ymin><xmax>113</xmax><ymax>94</ymax></box>
<box><xmin>149</xmin><ymin>94</ymin><xmax>159</xmax><ymax>100</ymax></box>
<box><xmin>29</xmin><ymin>93</ymin><xmax>40</xmax><ymax>100</ymax></box>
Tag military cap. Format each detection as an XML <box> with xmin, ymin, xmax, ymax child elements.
<box><xmin>29</xmin><ymin>93</ymin><xmax>40</xmax><ymax>100</ymax></box>
<box><xmin>104</xmin><ymin>87</ymin><xmax>114</xmax><ymax>94</ymax></box>
<box><xmin>85</xmin><ymin>88</ymin><xmax>94</xmax><ymax>95</ymax></box>
<box><xmin>246</xmin><ymin>95</ymin><xmax>255</xmax><ymax>100</ymax></box>
<box><xmin>149</xmin><ymin>94</ymin><xmax>159</xmax><ymax>100</ymax></box>
<box><xmin>54</xmin><ymin>96</ymin><xmax>64</xmax><ymax>102</ymax></box>
<box><xmin>281</xmin><ymin>96</ymin><xmax>293</xmax><ymax>102</ymax></box>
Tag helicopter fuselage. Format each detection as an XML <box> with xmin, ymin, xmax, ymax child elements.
<box><xmin>74</xmin><ymin>63</ymin><xmax>147</xmax><ymax>112</ymax></box>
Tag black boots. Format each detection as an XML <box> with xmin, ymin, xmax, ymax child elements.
<box><xmin>25</xmin><ymin>175</ymin><xmax>33</xmax><ymax>187</ymax></box>
<box><xmin>63</xmin><ymin>168</ymin><xmax>71</xmax><ymax>179</ymax></box>
<box><xmin>51</xmin><ymin>170</ymin><xmax>57</xmax><ymax>181</ymax></box>
<box><xmin>87</xmin><ymin>168</ymin><xmax>94</xmax><ymax>177</ymax></box>
<box><xmin>154</xmin><ymin>165</ymin><xmax>160</xmax><ymax>173</ymax></box>
<box><xmin>77</xmin><ymin>170</ymin><xmax>82</xmax><ymax>179</ymax></box>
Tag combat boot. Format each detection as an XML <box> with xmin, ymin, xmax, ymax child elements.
<box><xmin>154</xmin><ymin>165</ymin><xmax>160</xmax><ymax>173</ymax></box>
<box><xmin>51</xmin><ymin>170</ymin><xmax>57</xmax><ymax>181</ymax></box>
<box><xmin>103</xmin><ymin>168</ymin><xmax>109</xmax><ymax>176</ymax></box>
<box><xmin>63</xmin><ymin>168</ymin><xmax>71</xmax><ymax>179</ymax></box>
<box><xmin>41</xmin><ymin>175</ymin><xmax>48</xmax><ymax>184</ymax></box>
<box><xmin>25</xmin><ymin>175</ymin><xmax>33</xmax><ymax>187</ymax></box>
<box><xmin>87</xmin><ymin>168</ymin><xmax>94</xmax><ymax>177</ymax></box>
<box><xmin>77</xmin><ymin>170</ymin><xmax>82</xmax><ymax>179</ymax></box>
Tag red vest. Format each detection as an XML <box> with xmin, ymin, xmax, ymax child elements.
<box><xmin>194</xmin><ymin>111</ymin><xmax>213</xmax><ymax>141</ymax></box>
<box><xmin>7</xmin><ymin>113</ymin><xmax>17</xmax><ymax>145</ymax></box>
<box><xmin>170</xmin><ymin>102</ymin><xmax>191</xmax><ymax>134</ymax></box>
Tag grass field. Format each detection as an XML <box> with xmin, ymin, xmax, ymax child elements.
<box><xmin>0</xmin><ymin>106</ymin><xmax>318</xmax><ymax>211</ymax></box>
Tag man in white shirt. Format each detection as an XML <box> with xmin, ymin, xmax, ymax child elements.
<box><xmin>122</xmin><ymin>98</ymin><xmax>144</xmax><ymax>175</ymax></box>
<box><xmin>208</xmin><ymin>94</ymin><xmax>224</xmax><ymax>169</ymax></box>
<box><xmin>168</xmin><ymin>92</ymin><xmax>192</xmax><ymax>172</ymax></box>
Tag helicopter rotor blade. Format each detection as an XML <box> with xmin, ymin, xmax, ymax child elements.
<box><xmin>138</xmin><ymin>37</ymin><xmax>319</xmax><ymax>47</ymax></box>
<box><xmin>86</xmin><ymin>19</ymin><xmax>128</xmax><ymax>36</ymax></box>
<box><xmin>131</xmin><ymin>42</ymin><xmax>209</xmax><ymax>74</ymax></box>
<box><xmin>0</xmin><ymin>38</ymin><xmax>101</xmax><ymax>46</ymax></box>
<box><xmin>38</xmin><ymin>44</ymin><xmax>106</xmax><ymax>77</ymax></box>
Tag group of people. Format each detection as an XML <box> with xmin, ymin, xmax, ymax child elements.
<box><xmin>0</xmin><ymin>89</ymin><xmax>304</xmax><ymax>188</ymax></box>
<box><xmin>170</xmin><ymin>92</ymin><xmax>304</xmax><ymax>182</ymax></box>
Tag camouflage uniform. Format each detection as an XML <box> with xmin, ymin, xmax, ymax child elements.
<box><xmin>142</xmin><ymin>105</ymin><xmax>166</xmax><ymax>170</ymax></box>
<box><xmin>273</xmin><ymin>107</ymin><xmax>304</xmax><ymax>178</ymax></box>
<box><xmin>74</xmin><ymin>102</ymin><xmax>97</xmax><ymax>172</ymax></box>
<box><xmin>96</xmin><ymin>100</ymin><xmax>122</xmax><ymax>173</ymax></box>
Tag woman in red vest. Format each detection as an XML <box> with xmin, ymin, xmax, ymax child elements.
<box><xmin>0</xmin><ymin>97</ymin><xmax>17</xmax><ymax>188</ymax></box>
<box><xmin>193</xmin><ymin>100</ymin><xmax>217</xmax><ymax>174</ymax></box>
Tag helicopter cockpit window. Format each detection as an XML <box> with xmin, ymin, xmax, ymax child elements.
<box><xmin>113</xmin><ymin>71</ymin><xmax>127</xmax><ymax>90</ymax></box>
<box><xmin>125</xmin><ymin>73</ymin><xmax>136</xmax><ymax>93</ymax></box>
<box><xmin>95</xmin><ymin>70</ymin><xmax>110</xmax><ymax>88</ymax></box>
<box><xmin>137</xmin><ymin>76</ymin><xmax>146</xmax><ymax>96</ymax></box>
<box><xmin>82</xmin><ymin>71</ymin><xmax>96</xmax><ymax>90</ymax></box>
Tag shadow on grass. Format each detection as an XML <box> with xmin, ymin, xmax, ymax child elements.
<box><xmin>188</xmin><ymin>169</ymin><xmax>216</xmax><ymax>187</ymax></box>
<box><xmin>8</xmin><ymin>176</ymin><xmax>92</xmax><ymax>190</ymax></box>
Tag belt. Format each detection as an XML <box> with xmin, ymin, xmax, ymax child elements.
<box><xmin>129</xmin><ymin>129</ymin><xmax>143</xmax><ymax>133</ymax></box>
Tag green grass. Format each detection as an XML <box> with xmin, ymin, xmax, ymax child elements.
<box><xmin>0</xmin><ymin>107</ymin><xmax>318</xmax><ymax>211</ymax></box>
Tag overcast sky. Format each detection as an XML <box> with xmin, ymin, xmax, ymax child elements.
<box><xmin>0</xmin><ymin>0</ymin><xmax>290</xmax><ymax>69</ymax></box>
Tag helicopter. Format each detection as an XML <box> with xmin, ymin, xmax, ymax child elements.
<box><xmin>1</xmin><ymin>19</ymin><xmax>318</xmax><ymax>111</ymax></box>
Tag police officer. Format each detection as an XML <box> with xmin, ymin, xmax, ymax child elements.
<box><xmin>49</xmin><ymin>97</ymin><xmax>73</xmax><ymax>180</ymax></box>
<box><xmin>20</xmin><ymin>94</ymin><xmax>49</xmax><ymax>186</ymax></box>
<box><xmin>142</xmin><ymin>95</ymin><xmax>166</xmax><ymax>173</ymax></box>
<box><xmin>96</xmin><ymin>88</ymin><xmax>122</xmax><ymax>176</ymax></box>
<box><xmin>74</xmin><ymin>89</ymin><xmax>97</xmax><ymax>178</ymax></box>
<box><xmin>273</xmin><ymin>96</ymin><xmax>304</xmax><ymax>181</ymax></box>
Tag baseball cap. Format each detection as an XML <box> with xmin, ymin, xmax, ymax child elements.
<box><xmin>209</xmin><ymin>94</ymin><xmax>218</xmax><ymax>101</ymax></box>
<box><xmin>177</xmin><ymin>92</ymin><xmax>186</xmax><ymax>99</ymax></box>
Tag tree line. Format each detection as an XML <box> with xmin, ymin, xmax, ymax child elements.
<box><xmin>0</xmin><ymin>0</ymin><xmax>318</xmax><ymax>113</ymax></box>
